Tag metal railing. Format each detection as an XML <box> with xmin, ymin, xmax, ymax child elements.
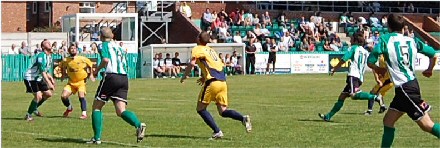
<box><xmin>255</xmin><ymin>2</ymin><xmax>439</xmax><ymax>14</ymax></box>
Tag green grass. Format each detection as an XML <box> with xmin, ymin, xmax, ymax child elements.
<box><xmin>2</xmin><ymin>73</ymin><xmax>440</xmax><ymax>147</ymax></box>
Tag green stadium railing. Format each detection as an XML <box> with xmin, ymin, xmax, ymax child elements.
<box><xmin>2</xmin><ymin>53</ymin><xmax>138</xmax><ymax>82</ymax></box>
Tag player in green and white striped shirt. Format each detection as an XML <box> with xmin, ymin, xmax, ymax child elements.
<box><xmin>87</xmin><ymin>27</ymin><xmax>146</xmax><ymax>144</ymax></box>
<box><xmin>23</xmin><ymin>39</ymin><xmax>55</xmax><ymax>121</ymax></box>
<box><xmin>318</xmin><ymin>32</ymin><xmax>385</xmax><ymax>122</ymax></box>
<box><xmin>367</xmin><ymin>14</ymin><xmax>440</xmax><ymax>147</ymax></box>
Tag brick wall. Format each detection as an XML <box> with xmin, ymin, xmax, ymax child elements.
<box><xmin>168</xmin><ymin>10</ymin><xmax>202</xmax><ymax>44</ymax></box>
<box><xmin>405</xmin><ymin>16</ymin><xmax>440</xmax><ymax>49</ymax></box>
<box><xmin>1</xmin><ymin>2</ymin><xmax>27</xmax><ymax>32</ymax></box>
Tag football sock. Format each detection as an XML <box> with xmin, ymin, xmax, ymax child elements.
<box><xmin>197</xmin><ymin>109</ymin><xmax>220</xmax><ymax>133</ymax></box>
<box><xmin>326</xmin><ymin>100</ymin><xmax>344</xmax><ymax>119</ymax></box>
<box><xmin>61</xmin><ymin>98</ymin><xmax>71</xmax><ymax>108</ymax></box>
<box><xmin>121</xmin><ymin>110</ymin><xmax>141</xmax><ymax>128</ymax></box>
<box><xmin>27</xmin><ymin>100</ymin><xmax>38</xmax><ymax>115</ymax></box>
<box><xmin>353</xmin><ymin>92</ymin><xmax>376</xmax><ymax>100</ymax></box>
<box><xmin>79</xmin><ymin>97</ymin><xmax>87</xmax><ymax>112</ymax></box>
<box><xmin>381</xmin><ymin>126</ymin><xmax>395</xmax><ymax>148</ymax></box>
<box><xmin>368</xmin><ymin>99</ymin><xmax>375</xmax><ymax>110</ymax></box>
<box><xmin>221</xmin><ymin>109</ymin><xmax>244</xmax><ymax>121</ymax></box>
<box><xmin>432</xmin><ymin>123</ymin><xmax>440</xmax><ymax>138</ymax></box>
<box><xmin>37</xmin><ymin>98</ymin><xmax>47</xmax><ymax>107</ymax></box>
<box><xmin>92</xmin><ymin>110</ymin><xmax>103</xmax><ymax>140</ymax></box>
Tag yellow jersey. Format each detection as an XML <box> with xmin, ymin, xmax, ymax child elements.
<box><xmin>378</xmin><ymin>55</ymin><xmax>391</xmax><ymax>80</ymax></box>
<box><xmin>60</xmin><ymin>56</ymin><xmax>93</xmax><ymax>83</ymax></box>
<box><xmin>191</xmin><ymin>45</ymin><xmax>226</xmax><ymax>81</ymax></box>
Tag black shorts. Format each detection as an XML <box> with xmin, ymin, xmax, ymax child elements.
<box><xmin>23</xmin><ymin>80</ymin><xmax>49</xmax><ymax>93</ymax></box>
<box><xmin>268</xmin><ymin>53</ymin><xmax>276</xmax><ymax>64</ymax></box>
<box><xmin>342</xmin><ymin>76</ymin><xmax>362</xmax><ymax>94</ymax></box>
<box><xmin>390</xmin><ymin>79</ymin><xmax>430</xmax><ymax>121</ymax></box>
<box><xmin>95</xmin><ymin>73</ymin><xmax>129</xmax><ymax>103</ymax></box>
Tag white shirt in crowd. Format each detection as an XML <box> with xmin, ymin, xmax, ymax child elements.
<box><xmin>233</xmin><ymin>35</ymin><xmax>243</xmax><ymax>43</ymax></box>
<box><xmin>7</xmin><ymin>47</ymin><xmax>19</xmax><ymax>54</ymax></box>
<box><xmin>253</xmin><ymin>42</ymin><xmax>263</xmax><ymax>52</ymax></box>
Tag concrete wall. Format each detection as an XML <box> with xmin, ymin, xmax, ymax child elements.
<box><xmin>1</xmin><ymin>32</ymin><xmax>69</xmax><ymax>54</ymax></box>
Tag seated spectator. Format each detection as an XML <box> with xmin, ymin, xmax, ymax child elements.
<box><xmin>369</xmin><ymin>13</ymin><xmax>382</xmax><ymax>28</ymax></box>
<box><xmin>238</xmin><ymin>9</ymin><xmax>245</xmax><ymax>26</ymax></box>
<box><xmin>408</xmin><ymin>29</ymin><xmax>414</xmax><ymax>38</ymax></box>
<box><xmin>153</xmin><ymin>53</ymin><xmax>165</xmax><ymax>78</ymax></box>
<box><xmin>163</xmin><ymin>53</ymin><xmax>176</xmax><ymax>78</ymax></box>
<box><xmin>308</xmin><ymin>37</ymin><xmax>316</xmax><ymax>52</ymax></box>
<box><xmin>172</xmin><ymin>52</ymin><xmax>183</xmax><ymax>76</ymax></box>
<box><xmin>202</xmin><ymin>8</ymin><xmax>213</xmax><ymax>31</ymax></box>
<box><xmin>278</xmin><ymin>37</ymin><xmax>288</xmax><ymax>52</ymax></box>
<box><xmin>253</xmin><ymin>39</ymin><xmax>263</xmax><ymax>52</ymax></box>
<box><xmin>252</xmin><ymin>14</ymin><xmax>260</xmax><ymax>26</ymax></box>
<box><xmin>358</xmin><ymin>16</ymin><xmax>368</xmax><ymax>28</ymax></box>
<box><xmin>211</xmin><ymin>10</ymin><xmax>218</xmax><ymax>24</ymax></box>
<box><xmin>323</xmin><ymin>39</ymin><xmax>336</xmax><ymax>51</ymax></box>
<box><xmin>224</xmin><ymin>53</ymin><xmax>234</xmax><ymax>75</ymax></box>
<box><xmin>282</xmin><ymin>32</ymin><xmax>294</xmax><ymax>48</ymax></box>
<box><xmin>217</xmin><ymin>23</ymin><xmax>230</xmax><ymax>43</ymax></box>
<box><xmin>211</xmin><ymin>17</ymin><xmax>222</xmax><ymax>31</ymax></box>
<box><xmin>260</xmin><ymin>24</ymin><xmax>270</xmax><ymax>37</ymax></box>
<box><xmin>244</xmin><ymin>10</ymin><xmax>253</xmax><ymax>26</ymax></box>
<box><xmin>331</xmin><ymin>34</ymin><xmax>343</xmax><ymax>49</ymax></box>
<box><xmin>253</xmin><ymin>23</ymin><xmax>263</xmax><ymax>41</ymax></box>
<box><xmin>278</xmin><ymin>12</ymin><xmax>286</xmax><ymax>25</ymax></box>
<box><xmin>402</xmin><ymin>25</ymin><xmax>410</xmax><ymax>36</ymax></box>
<box><xmin>316</xmin><ymin>25</ymin><xmax>328</xmax><ymax>42</ymax></box>
<box><xmin>263</xmin><ymin>11</ymin><xmax>272</xmax><ymax>26</ymax></box>
<box><xmin>300</xmin><ymin>37</ymin><xmax>310</xmax><ymax>52</ymax></box>
<box><xmin>233</xmin><ymin>31</ymin><xmax>243</xmax><ymax>43</ymax></box>
<box><xmin>243</xmin><ymin>31</ymin><xmax>257</xmax><ymax>42</ymax></box>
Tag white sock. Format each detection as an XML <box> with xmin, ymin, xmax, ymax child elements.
<box><xmin>82</xmin><ymin>111</ymin><xmax>87</xmax><ymax>115</ymax></box>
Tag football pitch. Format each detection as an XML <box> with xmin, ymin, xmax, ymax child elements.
<box><xmin>2</xmin><ymin>73</ymin><xmax>439</xmax><ymax>147</ymax></box>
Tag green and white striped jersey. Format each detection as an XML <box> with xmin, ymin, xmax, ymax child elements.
<box><xmin>24</xmin><ymin>52</ymin><xmax>52</xmax><ymax>81</ymax></box>
<box><xmin>368</xmin><ymin>33</ymin><xmax>437</xmax><ymax>87</ymax></box>
<box><xmin>101</xmin><ymin>41</ymin><xmax>127</xmax><ymax>75</ymax></box>
<box><xmin>342</xmin><ymin>45</ymin><xmax>369</xmax><ymax>82</ymax></box>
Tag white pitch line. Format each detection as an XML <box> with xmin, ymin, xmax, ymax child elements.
<box><xmin>4</xmin><ymin>130</ymin><xmax>144</xmax><ymax>147</ymax></box>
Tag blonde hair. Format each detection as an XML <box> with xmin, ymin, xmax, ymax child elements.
<box><xmin>100</xmin><ymin>27</ymin><xmax>114</xmax><ymax>41</ymax></box>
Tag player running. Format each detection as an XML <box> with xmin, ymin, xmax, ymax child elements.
<box><xmin>180</xmin><ymin>31</ymin><xmax>252</xmax><ymax>139</ymax></box>
<box><xmin>59</xmin><ymin>44</ymin><xmax>95</xmax><ymax>119</ymax></box>
<box><xmin>23</xmin><ymin>39</ymin><xmax>55</xmax><ymax>121</ymax></box>
<box><xmin>367</xmin><ymin>14</ymin><xmax>440</xmax><ymax>147</ymax></box>
<box><xmin>318</xmin><ymin>32</ymin><xmax>385</xmax><ymax>122</ymax></box>
<box><xmin>87</xmin><ymin>27</ymin><xmax>146</xmax><ymax>144</ymax></box>
<box><xmin>364</xmin><ymin>54</ymin><xmax>390</xmax><ymax>115</ymax></box>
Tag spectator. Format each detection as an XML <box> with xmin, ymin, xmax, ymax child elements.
<box><xmin>152</xmin><ymin>53</ymin><xmax>165</xmax><ymax>78</ymax></box>
<box><xmin>323</xmin><ymin>39</ymin><xmax>335</xmax><ymax>51</ymax></box>
<box><xmin>244</xmin><ymin>10</ymin><xmax>253</xmax><ymax>26</ymax></box>
<box><xmin>300</xmin><ymin>37</ymin><xmax>310</xmax><ymax>52</ymax></box>
<box><xmin>163</xmin><ymin>53</ymin><xmax>176</xmax><ymax>78</ymax></box>
<box><xmin>278</xmin><ymin>12</ymin><xmax>286</xmax><ymax>25</ymax></box>
<box><xmin>172</xmin><ymin>52</ymin><xmax>183</xmax><ymax>75</ymax></box>
<box><xmin>408</xmin><ymin>29</ymin><xmax>415</xmax><ymax>38</ymax></box>
<box><xmin>266</xmin><ymin>37</ymin><xmax>278</xmax><ymax>74</ymax></box>
<box><xmin>91</xmin><ymin>32</ymin><xmax>99</xmax><ymax>41</ymax></box>
<box><xmin>340</xmin><ymin>12</ymin><xmax>348</xmax><ymax>28</ymax></box>
<box><xmin>253</xmin><ymin>23</ymin><xmax>263</xmax><ymax>40</ymax></box>
<box><xmin>331</xmin><ymin>34</ymin><xmax>343</xmax><ymax>50</ymax></box>
<box><xmin>217</xmin><ymin>23</ymin><xmax>230</xmax><ymax>43</ymax></box>
<box><xmin>219</xmin><ymin>52</ymin><xmax>225</xmax><ymax>64</ymax></box>
<box><xmin>278</xmin><ymin>37</ymin><xmax>288</xmax><ymax>52</ymax></box>
<box><xmin>253</xmin><ymin>38</ymin><xmax>263</xmax><ymax>52</ymax></box>
<box><xmin>245</xmin><ymin>39</ymin><xmax>257</xmax><ymax>74</ymax></box>
<box><xmin>263</xmin><ymin>11</ymin><xmax>271</xmax><ymax>26</ymax></box>
<box><xmin>243</xmin><ymin>31</ymin><xmax>257</xmax><ymax>43</ymax></box>
<box><xmin>91</xmin><ymin>42</ymin><xmax>99</xmax><ymax>54</ymax></box>
<box><xmin>407</xmin><ymin>3</ymin><xmax>415</xmax><ymax>13</ymax></box>
<box><xmin>402</xmin><ymin>25</ymin><xmax>410</xmax><ymax>36</ymax></box>
<box><xmin>75</xmin><ymin>42</ymin><xmax>83</xmax><ymax>53</ymax></box>
<box><xmin>34</xmin><ymin>44</ymin><xmax>42</xmax><ymax>54</ymax></box>
<box><xmin>179</xmin><ymin>2</ymin><xmax>192</xmax><ymax>19</ymax></box>
<box><xmin>308</xmin><ymin>38</ymin><xmax>316</xmax><ymax>52</ymax></box>
<box><xmin>52</xmin><ymin>42</ymin><xmax>59</xmax><ymax>53</ymax></box>
<box><xmin>238</xmin><ymin>9</ymin><xmax>245</xmax><ymax>26</ymax></box>
<box><xmin>316</xmin><ymin>25</ymin><xmax>328</xmax><ymax>42</ymax></box>
<box><xmin>260</xmin><ymin>24</ymin><xmax>270</xmax><ymax>37</ymax></box>
<box><xmin>19</xmin><ymin>41</ymin><xmax>33</xmax><ymax>56</ymax></box>
<box><xmin>252</xmin><ymin>14</ymin><xmax>260</xmax><ymax>26</ymax></box>
<box><xmin>358</xmin><ymin>16</ymin><xmax>368</xmax><ymax>28</ymax></box>
<box><xmin>60</xmin><ymin>40</ymin><xmax>68</xmax><ymax>54</ymax></box>
<box><xmin>262</xmin><ymin>38</ymin><xmax>270</xmax><ymax>52</ymax></box>
<box><xmin>211</xmin><ymin>10</ymin><xmax>218</xmax><ymax>23</ymax></box>
<box><xmin>315</xmin><ymin>12</ymin><xmax>323</xmax><ymax>27</ymax></box>
<box><xmin>229</xmin><ymin>8</ymin><xmax>238</xmax><ymax>26</ymax></box>
<box><xmin>233</xmin><ymin>31</ymin><xmax>243</xmax><ymax>43</ymax></box>
<box><xmin>224</xmin><ymin>53</ymin><xmax>233</xmax><ymax>75</ymax></box>
<box><xmin>381</xmin><ymin>15</ymin><xmax>388</xmax><ymax>27</ymax></box>
<box><xmin>202</xmin><ymin>8</ymin><xmax>213</xmax><ymax>31</ymax></box>
<box><xmin>8</xmin><ymin>44</ymin><xmax>19</xmax><ymax>54</ymax></box>
<box><xmin>282</xmin><ymin>32</ymin><xmax>294</xmax><ymax>49</ymax></box>
<box><xmin>231</xmin><ymin>51</ymin><xmax>239</xmax><ymax>75</ymax></box>
<box><xmin>372</xmin><ymin>31</ymin><xmax>380</xmax><ymax>45</ymax></box>
<box><xmin>82</xmin><ymin>45</ymin><xmax>88</xmax><ymax>53</ymax></box>
<box><xmin>369</xmin><ymin>13</ymin><xmax>382</xmax><ymax>28</ymax></box>
<box><xmin>218</xmin><ymin>8</ymin><xmax>228</xmax><ymax>22</ymax></box>
<box><xmin>211</xmin><ymin>17</ymin><xmax>222</xmax><ymax>31</ymax></box>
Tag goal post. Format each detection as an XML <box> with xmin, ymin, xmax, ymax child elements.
<box><xmin>139</xmin><ymin>43</ymin><xmax>246</xmax><ymax>78</ymax></box>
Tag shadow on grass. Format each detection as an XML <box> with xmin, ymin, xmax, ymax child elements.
<box><xmin>297</xmin><ymin>119</ymin><xmax>336</xmax><ymax>123</ymax></box>
<box><xmin>147</xmin><ymin>134</ymin><xmax>209</xmax><ymax>140</ymax></box>
<box><xmin>36</xmin><ymin>137</ymin><xmax>85</xmax><ymax>144</ymax></box>
<box><xmin>2</xmin><ymin>117</ymin><xmax>25</xmax><ymax>121</ymax></box>
<box><xmin>44</xmin><ymin>115</ymin><xmax>66</xmax><ymax>119</ymax></box>
<box><xmin>339</xmin><ymin>112</ymin><xmax>364</xmax><ymax>115</ymax></box>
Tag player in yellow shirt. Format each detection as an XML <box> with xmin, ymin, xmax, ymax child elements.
<box><xmin>59</xmin><ymin>44</ymin><xmax>95</xmax><ymax>119</ymax></box>
<box><xmin>180</xmin><ymin>32</ymin><xmax>252</xmax><ymax>139</ymax></box>
<box><xmin>365</xmin><ymin>54</ymin><xmax>392</xmax><ymax>115</ymax></box>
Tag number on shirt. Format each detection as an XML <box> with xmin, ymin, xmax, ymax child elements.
<box><xmin>207</xmin><ymin>49</ymin><xmax>218</xmax><ymax>61</ymax></box>
<box><xmin>394</xmin><ymin>41</ymin><xmax>410</xmax><ymax>66</ymax></box>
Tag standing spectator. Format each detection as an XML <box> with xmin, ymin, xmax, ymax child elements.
<box><xmin>224</xmin><ymin>53</ymin><xmax>233</xmax><ymax>75</ymax></box>
<box><xmin>59</xmin><ymin>40</ymin><xmax>68</xmax><ymax>54</ymax></box>
<box><xmin>340</xmin><ymin>12</ymin><xmax>348</xmax><ymax>27</ymax></box>
<box><xmin>266</xmin><ymin>37</ymin><xmax>278</xmax><ymax>74</ymax></box>
<box><xmin>90</xmin><ymin>42</ymin><xmax>99</xmax><ymax>54</ymax></box>
<box><xmin>202</xmin><ymin>8</ymin><xmax>213</xmax><ymax>31</ymax></box>
<box><xmin>179</xmin><ymin>2</ymin><xmax>192</xmax><ymax>19</ymax></box>
<box><xmin>8</xmin><ymin>44</ymin><xmax>19</xmax><ymax>54</ymax></box>
<box><xmin>402</xmin><ymin>25</ymin><xmax>410</xmax><ymax>36</ymax></box>
<box><xmin>51</xmin><ymin>42</ymin><xmax>59</xmax><ymax>54</ymax></box>
<box><xmin>19</xmin><ymin>41</ymin><xmax>33</xmax><ymax>56</ymax></box>
<box><xmin>231</xmin><ymin>51</ymin><xmax>239</xmax><ymax>75</ymax></box>
<box><xmin>82</xmin><ymin>45</ymin><xmax>88</xmax><ymax>53</ymax></box>
<box><xmin>34</xmin><ymin>44</ymin><xmax>42</xmax><ymax>54</ymax></box>
<box><xmin>262</xmin><ymin>38</ymin><xmax>270</xmax><ymax>52</ymax></box>
<box><xmin>408</xmin><ymin>29</ymin><xmax>415</xmax><ymax>38</ymax></box>
<box><xmin>407</xmin><ymin>3</ymin><xmax>415</xmax><ymax>13</ymax></box>
<box><xmin>253</xmin><ymin>39</ymin><xmax>263</xmax><ymax>52</ymax></box>
<box><xmin>245</xmin><ymin>39</ymin><xmax>256</xmax><ymax>74</ymax></box>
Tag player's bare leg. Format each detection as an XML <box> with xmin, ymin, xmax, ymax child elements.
<box><xmin>416</xmin><ymin>113</ymin><xmax>440</xmax><ymax>138</ymax></box>
<box><xmin>381</xmin><ymin>109</ymin><xmax>404</xmax><ymax>148</ymax></box>
<box><xmin>216</xmin><ymin>104</ymin><xmax>252</xmax><ymax>133</ymax></box>
<box><xmin>61</xmin><ymin>90</ymin><xmax>73</xmax><ymax>117</ymax></box>
<box><xmin>196</xmin><ymin>102</ymin><xmax>222</xmax><ymax>139</ymax></box>
<box><xmin>113</xmin><ymin>100</ymin><xmax>146</xmax><ymax>143</ymax></box>
<box><xmin>78</xmin><ymin>91</ymin><xmax>88</xmax><ymax>119</ymax></box>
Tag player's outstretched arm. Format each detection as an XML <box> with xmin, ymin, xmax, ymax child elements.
<box><xmin>330</xmin><ymin>59</ymin><xmax>345</xmax><ymax>76</ymax></box>
<box><xmin>180</xmin><ymin>57</ymin><xmax>197</xmax><ymax>83</ymax></box>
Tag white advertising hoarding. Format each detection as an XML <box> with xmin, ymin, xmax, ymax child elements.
<box><xmin>414</xmin><ymin>53</ymin><xmax>440</xmax><ymax>70</ymax></box>
<box><xmin>291</xmin><ymin>54</ymin><xmax>329</xmax><ymax>73</ymax></box>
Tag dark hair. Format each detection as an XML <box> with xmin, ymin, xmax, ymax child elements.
<box><xmin>387</xmin><ymin>14</ymin><xmax>405</xmax><ymax>32</ymax></box>
<box><xmin>198</xmin><ymin>31</ymin><xmax>211</xmax><ymax>44</ymax></box>
<box><xmin>352</xmin><ymin>32</ymin><xmax>365</xmax><ymax>45</ymax></box>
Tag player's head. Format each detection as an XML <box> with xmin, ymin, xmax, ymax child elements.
<box><xmin>100</xmin><ymin>27</ymin><xmax>114</xmax><ymax>41</ymax></box>
<box><xmin>351</xmin><ymin>32</ymin><xmax>365</xmax><ymax>46</ymax></box>
<box><xmin>41</xmin><ymin>39</ymin><xmax>51</xmax><ymax>53</ymax></box>
<box><xmin>197</xmin><ymin>31</ymin><xmax>211</xmax><ymax>45</ymax></box>
<box><xmin>387</xmin><ymin>14</ymin><xmax>405</xmax><ymax>33</ymax></box>
<box><xmin>68</xmin><ymin>44</ymin><xmax>78</xmax><ymax>56</ymax></box>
